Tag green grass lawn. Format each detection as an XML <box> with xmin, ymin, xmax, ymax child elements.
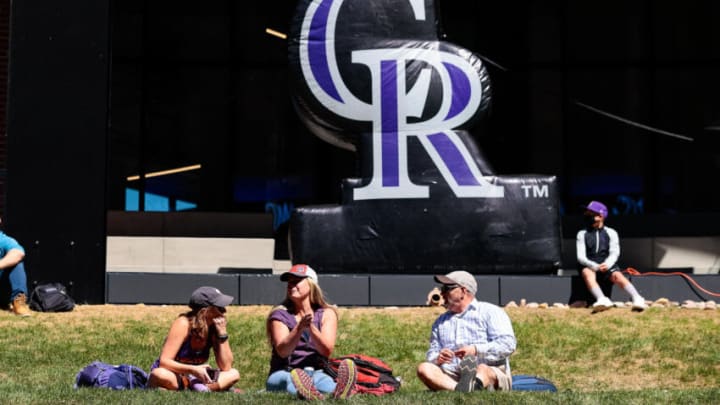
<box><xmin>0</xmin><ymin>304</ymin><xmax>718</xmax><ymax>404</ymax></box>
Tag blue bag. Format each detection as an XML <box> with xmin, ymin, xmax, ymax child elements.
<box><xmin>511</xmin><ymin>374</ymin><xmax>558</xmax><ymax>392</ymax></box>
<box><xmin>74</xmin><ymin>360</ymin><xmax>149</xmax><ymax>390</ymax></box>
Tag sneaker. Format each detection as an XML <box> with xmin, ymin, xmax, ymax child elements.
<box><xmin>11</xmin><ymin>293</ymin><xmax>32</xmax><ymax>317</ymax></box>
<box><xmin>632</xmin><ymin>297</ymin><xmax>648</xmax><ymax>311</ymax></box>
<box><xmin>454</xmin><ymin>355</ymin><xmax>477</xmax><ymax>393</ymax></box>
<box><xmin>592</xmin><ymin>297</ymin><xmax>613</xmax><ymax>313</ymax></box>
<box><xmin>290</xmin><ymin>368</ymin><xmax>324</xmax><ymax>401</ymax></box>
<box><xmin>332</xmin><ymin>359</ymin><xmax>357</xmax><ymax>399</ymax></box>
<box><xmin>187</xmin><ymin>375</ymin><xmax>210</xmax><ymax>392</ymax></box>
<box><xmin>189</xmin><ymin>381</ymin><xmax>210</xmax><ymax>392</ymax></box>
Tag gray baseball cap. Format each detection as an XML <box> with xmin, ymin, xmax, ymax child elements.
<box><xmin>189</xmin><ymin>286</ymin><xmax>234</xmax><ymax>309</ymax></box>
<box><xmin>434</xmin><ymin>270</ymin><xmax>477</xmax><ymax>295</ymax></box>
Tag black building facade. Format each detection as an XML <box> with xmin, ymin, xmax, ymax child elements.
<box><xmin>4</xmin><ymin>1</ymin><xmax>720</xmax><ymax>303</ymax></box>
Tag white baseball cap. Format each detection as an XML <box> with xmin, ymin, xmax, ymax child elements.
<box><xmin>280</xmin><ymin>264</ymin><xmax>319</xmax><ymax>284</ymax></box>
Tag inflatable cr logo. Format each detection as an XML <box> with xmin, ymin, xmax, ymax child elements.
<box><xmin>287</xmin><ymin>0</ymin><xmax>562</xmax><ymax>275</ymax></box>
<box><xmin>290</xmin><ymin>0</ymin><xmax>503</xmax><ymax>200</ymax></box>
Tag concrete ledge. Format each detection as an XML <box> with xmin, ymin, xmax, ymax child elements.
<box><xmin>107</xmin><ymin>211</ymin><xmax>273</xmax><ymax>238</ymax></box>
<box><xmin>106</xmin><ymin>211</ymin><xmax>277</xmax><ymax>275</ymax></box>
<box><xmin>107</xmin><ymin>236</ymin><xmax>275</xmax><ymax>273</ymax></box>
<box><xmin>561</xmin><ymin>236</ymin><xmax>720</xmax><ymax>274</ymax></box>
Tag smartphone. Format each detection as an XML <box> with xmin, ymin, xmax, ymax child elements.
<box><xmin>207</xmin><ymin>367</ymin><xmax>220</xmax><ymax>382</ymax></box>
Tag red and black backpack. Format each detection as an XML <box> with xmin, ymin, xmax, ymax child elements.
<box><xmin>324</xmin><ymin>353</ymin><xmax>401</xmax><ymax>396</ymax></box>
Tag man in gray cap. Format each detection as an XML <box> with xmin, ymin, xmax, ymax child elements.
<box><xmin>417</xmin><ymin>270</ymin><xmax>516</xmax><ymax>392</ymax></box>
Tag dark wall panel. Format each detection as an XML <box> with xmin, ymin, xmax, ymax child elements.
<box><xmin>369</xmin><ymin>275</ymin><xmax>499</xmax><ymax>307</ymax></box>
<box><xmin>107</xmin><ymin>272</ymin><xmax>240</xmax><ymax>305</ymax></box>
<box><xmin>106</xmin><ymin>273</ymin><xmax>720</xmax><ymax>307</ymax></box>
<box><xmin>239</xmin><ymin>273</ymin><xmax>286</xmax><ymax>305</ymax></box>
<box><xmin>500</xmin><ymin>276</ymin><xmax>573</xmax><ymax>306</ymax></box>
<box><xmin>5</xmin><ymin>0</ymin><xmax>110</xmax><ymax>303</ymax></box>
<box><xmin>631</xmin><ymin>275</ymin><xmax>720</xmax><ymax>302</ymax></box>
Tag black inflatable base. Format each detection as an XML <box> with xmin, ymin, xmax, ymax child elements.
<box><xmin>290</xmin><ymin>175</ymin><xmax>562</xmax><ymax>274</ymax></box>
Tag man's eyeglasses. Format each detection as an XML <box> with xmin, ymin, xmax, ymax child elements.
<box><xmin>440</xmin><ymin>284</ymin><xmax>460</xmax><ymax>293</ymax></box>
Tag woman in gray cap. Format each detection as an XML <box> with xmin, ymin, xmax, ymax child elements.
<box><xmin>147</xmin><ymin>286</ymin><xmax>241</xmax><ymax>392</ymax></box>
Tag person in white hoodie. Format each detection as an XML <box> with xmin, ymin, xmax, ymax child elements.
<box><xmin>577</xmin><ymin>200</ymin><xmax>648</xmax><ymax>312</ymax></box>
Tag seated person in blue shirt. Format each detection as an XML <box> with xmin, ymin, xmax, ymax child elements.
<box><xmin>417</xmin><ymin>271</ymin><xmax>516</xmax><ymax>392</ymax></box>
<box><xmin>0</xmin><ymin>218</ymin><xmax>31</xmax><ymax>316</ymax></box>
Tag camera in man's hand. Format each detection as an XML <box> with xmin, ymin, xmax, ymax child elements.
<box><xmin>427</xmin><ymin>287</ymin><xmax>445</xmax><ymax>307</ymax></box>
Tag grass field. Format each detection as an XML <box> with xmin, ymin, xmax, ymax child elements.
<box><xmin>0</xmin><ymin>304</ymin><xmax>718</xmax><ymax>404</ymax></box>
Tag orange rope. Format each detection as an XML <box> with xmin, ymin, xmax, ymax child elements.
<box><xmin>624</xmin><ymin>267</ymin><xmax>720</xmax><ymax>298</ymax></box>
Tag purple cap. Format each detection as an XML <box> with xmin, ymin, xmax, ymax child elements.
<box><xmin>584</xmin><ymin>201</ymin><xmax>608</xmax><ymax>218</ymax></box>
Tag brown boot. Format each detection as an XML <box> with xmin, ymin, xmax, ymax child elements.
<box><xmin>11</xmin><ymin>293</ymin><xmax>32</xmax><ymax>317</ymax></box>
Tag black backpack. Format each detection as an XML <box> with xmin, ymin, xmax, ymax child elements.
<box><xmin>29</xmin><ymin>282</ymin><xmax>75</xmax><ymax>312</ymax></box>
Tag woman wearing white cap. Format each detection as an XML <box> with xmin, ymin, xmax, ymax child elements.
<box><xmin>266</xmin><ymin>264</ymin><xmax>356</xmax><ymax>400</ymax></box>
<box><xmin>147</xmin><ymin>286</ymin><xmax>241</xmax><ymax>392</ymax></box>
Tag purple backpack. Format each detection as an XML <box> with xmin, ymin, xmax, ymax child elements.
<box><xmin>74</xmin><ymin>360</ymin><xmax>148</xmax><ymax>390</ymax></box>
